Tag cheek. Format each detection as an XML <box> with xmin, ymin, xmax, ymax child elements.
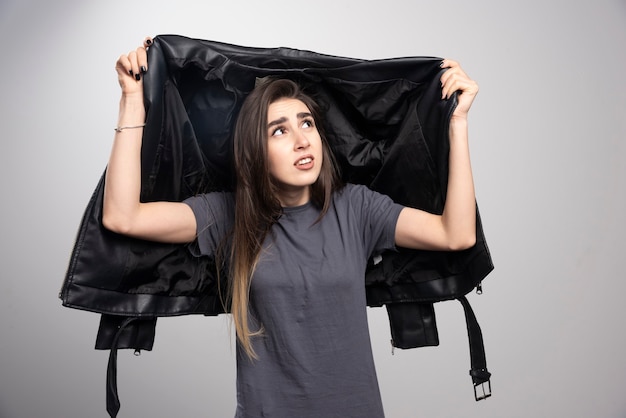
<box><xmin>315</xmin><ymin>137</ymin><xmax>325</xmax><ymax>161</ymax></box>
<box><xmin>267</xmin><ymin>144</ymin><xmax>286</xmax><ymax>173</ymax></box>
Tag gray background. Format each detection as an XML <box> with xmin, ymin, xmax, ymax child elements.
<box><xmin>1</xmin><ymin>0</ymin><xmax>625</xmax><ymax>417</ymax></box>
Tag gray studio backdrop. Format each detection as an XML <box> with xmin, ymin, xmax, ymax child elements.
<box><xmin>1</xmin><ymin>0</ymin><xmax>625</xmax><ymax>417</ymax></box>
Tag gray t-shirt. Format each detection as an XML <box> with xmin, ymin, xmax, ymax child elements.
<box><xmin>184</xmin><ymin>184</ymin><xmax>404</xmax><ymax>418</ymax></box>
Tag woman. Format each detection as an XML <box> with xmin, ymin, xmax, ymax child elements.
<box><xmin>104</xmin><ymin>37</ymin><xmax>479</xmax><ymax>417</ymax></box>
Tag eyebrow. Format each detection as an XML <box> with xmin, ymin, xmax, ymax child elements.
<box><xmin>267</xmin><ymin>112</ymin><xmax>313</xmax><ymax>129</ymax></box>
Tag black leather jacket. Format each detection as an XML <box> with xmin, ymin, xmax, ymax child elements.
<box><xmin>60</xmin><ymin>35</ymin><xmax>494</xmax><ymax>414</ymax></box>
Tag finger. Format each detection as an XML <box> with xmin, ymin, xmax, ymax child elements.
<box><xmin>440</xmin><ymin>62</ymin><xmax>473</xmax><ymax>98</ymax></box>
<box><xmin>443</xmin><ymin>77</ymin><xmax>479</xmax><ymax>100</ymax></box>
<box><xmin>442</xmin><ymin>76</ymin><xmax>471</xmax><ymax>99</ymax></box>
<box><xmin>127</xmin><ymin>50</ymin><xmax>142</xmax><ymax>81</ymax></box>
<box><xmin>440</xmin><ymin>65</ymin><xmax>468</xmax><ymax>87</ymax></box>
<box><xmin>441</xmin><ymin>72</ymin><xmax>478</xmax><ymax>99</ymax></box>
<box><xmin>116</xmin><ymin>54</ymin><xmax>133</xmax><ymax>78</ymax></box>
<box><xmin>441</xmin><ymin>71</ymin><xmax>463</xmax><ymax>99</ymax></box>
<box><xmin>442</xmin><ymin>78</ymin><xmax>460</xmax><ymax>100</ymax></box>
<box><xmin>440</xmin><ymin>58</ymin><xmax>459</xmax><ymax>69</ymax></box>
<box><xmin>136</xmin><ymin>46</ymin><xmax>148</xmax><ymax>74</ymax></box>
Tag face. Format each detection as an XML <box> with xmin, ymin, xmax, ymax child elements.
<box><xmin>266</xmin><ymin>98</ymin><xmax>323</xmax><ymax>206</ymax></box>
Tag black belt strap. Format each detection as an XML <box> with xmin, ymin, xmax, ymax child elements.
<box><xmin>458</xmin><ymin>296</ymin><xmax>492</xmax><ymax>400</ymax></box>
<box><xmin>106</xmin><ymin>317</ymin><xmax>138</xmax><ymax>418</ymax></box>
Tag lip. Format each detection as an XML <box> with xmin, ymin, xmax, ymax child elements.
<box><xmin>294</xmin><ymin>154</ymin><xmax>315</xmax><ymax>170</ymax></box>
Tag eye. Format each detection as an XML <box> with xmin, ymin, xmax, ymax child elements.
<box><xmin>271</xmin><ymin>127</ymin><xmax>285</xmax><ymax>136</ymax></box>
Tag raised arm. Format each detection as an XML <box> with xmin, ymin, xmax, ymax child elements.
<box><xmin>102</xmin><ymin>38</ymin><xmax>197</xmax><ymax>243</ymax></box>
<box><xmin>395</xmin><ymin>59</ymin><xmax>478</xmax><ymax>251</ymax></box>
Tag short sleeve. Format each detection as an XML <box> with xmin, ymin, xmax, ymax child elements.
<box><xmin>183</xmin><ymin>192</ymin><xmax>234</xmax><ymax>257</ymax></box>
<box><xmin>343</xmin><ymin>184</ymin><xmax>404</xmax><ymax>257</ymax></box>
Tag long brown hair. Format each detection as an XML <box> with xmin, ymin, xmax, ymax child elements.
<box><xmin>230</xmin><ymin>78</ymin><xmax>341</xmax><ymax>358</ymax></box>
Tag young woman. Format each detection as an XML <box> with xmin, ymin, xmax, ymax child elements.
<box><xmin>104</xmin><ymin>37</ymin><xmax>479</xmax><ymax>417</ymax></box>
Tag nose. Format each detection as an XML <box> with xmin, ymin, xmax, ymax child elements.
<box><xmin>294</xmin><ymin>130</ymin><xmax>310</xmax><ymax>150</ymax></box>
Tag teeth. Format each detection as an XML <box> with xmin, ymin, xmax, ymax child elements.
<box><xmin>297</xmin><ymin>157</ymin><xmax>312</xmax><ymax>165</ymax></box>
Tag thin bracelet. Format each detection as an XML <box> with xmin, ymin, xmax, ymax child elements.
<box><xmin>114</xmin><ymin>123</ymin><xmax>146</xmax><ymax>132</ymax></box>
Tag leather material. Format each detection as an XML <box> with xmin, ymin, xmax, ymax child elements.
<box><xmin>61</xmin><ymin>34</ymin><xmax>493</xmax><ymax>319</ymax></box>
<box><xmin>386</xmin><ymin>302</ymin><xmax>439</xmax><ymax>349</ymax></box>
<box><xmin>59</xmin><ymin>36</ymin><xmax>494</xmax><ymax>408</ymax></box>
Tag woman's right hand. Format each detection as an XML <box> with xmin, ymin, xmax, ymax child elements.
<box><xmin>115</xmin><ymin>37</ymin><xmax>153</xmax><ymax>97</ymax></box>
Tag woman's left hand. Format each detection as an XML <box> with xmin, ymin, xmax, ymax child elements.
<box><xmin>440</xmin><ymin>59</ymin><xmax>479</xmax><ymax>120</ymax></box>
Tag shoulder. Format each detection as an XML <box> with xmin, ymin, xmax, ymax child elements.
<box><xmin>184</xmin><ymin>191</ymin><xmax>234</xmax><ymax>206</ymax></box>
<box><xmin>336</xmin><ymin>183</ymin><xmax>404</xmax><ymax>220</ymax></box>
<box><xmin>335</xmin><ymin>183</ymin><xmax>367</xmax><ymax>199</ymax></box>
<box><xmin>332</xmin><ymin>183</ymin><xmax>402</xmax><ymax>218</ymax></box>
<box><xmin>334</xmin><ymin>183</ymin><xmax>391</xmax><ymax>205</ymax></box>
<box><xmin>183</xmin><ymin>191</ymin><xmax>234</xmax><ymax>221</ymax></box>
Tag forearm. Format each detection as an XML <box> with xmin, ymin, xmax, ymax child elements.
<box><xmin>395</xmin><ymin>59</ymin><xmax>478</xmax><ymax>251</ymax></box>
<box><xmin>441</xmin><ymin>117</ymin><xmax>476</xmax><ymax>249</ymax></box>
<box><xmin>102</xmin><ymin>94</ymin><xmax>146</xmax><ymax>233</ymax></box>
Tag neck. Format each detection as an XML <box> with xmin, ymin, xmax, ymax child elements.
<box><xmin>276</xmin><ymin>186</ymin><xmax>310</xmax><ymax>207</ymax></box>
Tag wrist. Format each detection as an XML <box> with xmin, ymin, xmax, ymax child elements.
<box><xmin>448</xmin><ymin>116</ymin><xmax>469</xmax><ymax>145</ymax></box>
<box><xmin>118</xmin><ymin>94</ymin><xmax>146</xmax><ymax>125</ymax></box>
<box><xmin>449</xmin><ymin>115</ymin><xmax>468</xmax><ymax>127</ymax></box>
<box><xmin>120</xmin><ymin>92</ymin><xmax>144</xmax><ymax>106</ymax></box>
